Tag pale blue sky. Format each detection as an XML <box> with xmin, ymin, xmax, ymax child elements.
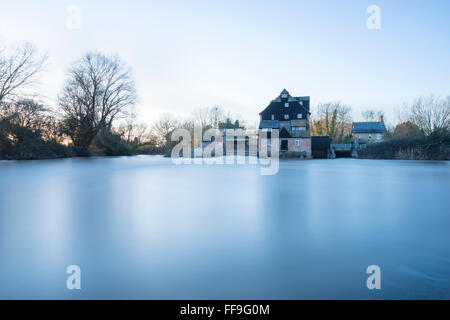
<box><xmin>1</xmin><ymin>0</ymin><xmax>449</xmax><ymax>125</ymax></box>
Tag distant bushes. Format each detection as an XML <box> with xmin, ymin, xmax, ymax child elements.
<box><xmin>91</xmin><ymin>129</ymin><xmax>167</xmax><ymax>156</ymax></box>
<box><xmin>135</xmin><ymin>142</ymin><xmax>165</xmax><ymax>155</ymax></box>
<box><xmin>359</xmin><ymin>96</ymin><xmax>449</xmax><ymax>161</ymax></box>
<box><xmin>0</xmin><ymin>105</ymin><xmax>164</xmax><ymax>160</ymax></box>
<box><xmin>359</xmin><ymin>131</ymin><xmax>450</xmax><ymax>160</ymax></box>
<box><xmin>0</xmin><ymin>118</ymin><xmax>163</xmax><ymax>159</ymax></box>
<box><xmin>1</xmin><ymin>42</ymin><xmax>249</xmax><ymax>160</ymax></box>
<box><xmin>91</xmin><ymin>129</ymin><xmax>133</xmax><ymax>156</ymax></box>
<box><xmin>0</xmin><ymin>117</ymin><xmax>75</xmax><ymax>160</ymax></box>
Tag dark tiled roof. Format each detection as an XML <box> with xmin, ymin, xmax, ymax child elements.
<box><xmin>279</xmin><ymin>127</ymin><xmax>292</xmax><ymax>138</ymax></box>
<box><xmin>259</xmin><ymin>120</ymin><xmax>279</xmax><ymax>129</ymax></box>
<box><xmin>259</xmin><ymin>89</ymin><xmax>310</xmax><ymax>120</ymax></box>
<box><xmin>352</xmin><ymin>122</ymin><xmax>387</xmax><ymax>133</ymax></box>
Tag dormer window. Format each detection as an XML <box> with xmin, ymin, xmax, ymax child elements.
<box><xmin>271</xmin><ymin>114</ymin><xmax>274</xmax><ymax>120</ymax></box>
<box><xmin>297</xmin><ymin>114</ymin><xmax>302</xmax><ymax>119</ymax></box>
<box><xmin>284</xmin><ymin>103</ymin><xmax>289</xmax><ymax>108</ymax></box>
<box><xmin>284</xmin><ymin>114</ymin><xmax>289</xmax><ymax>120</ymax></box>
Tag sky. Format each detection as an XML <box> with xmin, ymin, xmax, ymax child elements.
<box><xmin>1</xmin><ymin>0</ymin><xmax>449</xmax><ymax>126</ymax></box>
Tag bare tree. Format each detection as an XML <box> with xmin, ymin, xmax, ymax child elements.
<box><xmin>58</xmin><ymin>52</ymin><xmax>137</xmax><ymax>150</ymax></box>
<box><xmin>399</xmin><ymin>95</ymin><xmax>449</xmax><ymax>136</ymax></box>
<box><xmin>311</xmin><ymin>102</ymin><xmax>352</xmax><ymax>143</ymax></box>
<box><xmin>193</xmin><ymin>105</ymin><xmax>227</xmax><ymax>128</ymax></box>
<box><xmin>151</xmin><ymin>113</ymin><xmax>179</xmax><ymax>146</ymax></box>
<box><xmin>0</xmin><ymin>98</ymin><xmax>62</xmax><ymax>147</ymax></box>
<box><xmin>117</xmin><ymin>115</ymin><xmax>137</xmax><ymax>144</ymax></box>
<box><xmin>336</xmin><ymin>104</ymin><xmax>352</xmax><ymax>143</ymax></box>
<box><xmin>117</xmin><ymin>115</ymin><xmax>151</xmax><ymax>144</ymax></box>
<box><xmin>207</xmin><ymin>105</ymin><xmax>226</xmax><ymax>128</ymax></box>
<box><xmin>192</xmin><ymin>107</ymin><xmax>210</xmax><ymax>128</ymax></box>
<box><xmin>134</xmin><ymin>122</ymin><xmax>150</xmax><ymax>144</ymax></box>
<box><xmin>1</xmin><ymin>99</ymin><xmax>48</xmax><ymax>129</ymax></box>
<box><xmin>192</xmin><ymin>105</ymin><xmax>247</xmax><ymax>130</ymax></box>
<box><xmin>0</xmin><ymin>42</ymin><xmax>48</xmax><ymax>105</ymax></box>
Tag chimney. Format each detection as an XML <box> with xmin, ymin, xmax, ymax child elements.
<box><xmin>379</xmin><ymin>115</ymin><xmax>384</xmax><ymax>122</ymax></box>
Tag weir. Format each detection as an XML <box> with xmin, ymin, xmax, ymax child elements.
<box><xmin>332</xmin><ymin>143</ymin><xmax>359</xmax><ymax>158</ymax></box>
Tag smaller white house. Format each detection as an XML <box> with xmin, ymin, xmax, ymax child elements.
<box><xmin>352</xmin><ymin>116</ymin><xmax>387</xmax><ymax>143</ymax></box>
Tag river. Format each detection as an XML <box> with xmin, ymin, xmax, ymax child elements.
<box><xmin>0</xmin><ymin>156</ymin><xmax>449</xmax><ymax>299</ymax></box>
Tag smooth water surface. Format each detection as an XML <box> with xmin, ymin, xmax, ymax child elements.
<box><xmin>0</xmin><ymin>156</ymin><xmax>449</xmax><ymax>299</ymax></box>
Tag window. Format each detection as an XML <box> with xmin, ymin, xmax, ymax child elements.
<box><xmin>271</xmin><ymin>114</ymin><xmax>274</xmax><ymax>120</ymax></box>
<box><xmin>284</xmin><ymin>102</ymin><xmax>289</xmax><ymax>108</ymax></box>
<box><xmin>267</xmin><ymin>140</ymin><xmax>272</xmax><ymax>147</ymax></box>
<box><xmin>295</xmin><ymin>139</ymin><xmax>301</xmax><ymax>146</ymax></box>
<box><xmin>284</xmin><ymin>114</ymin><xmax>289</xmax><ymax>120</ymax></box>
<box><xmin>292</xmin><ymin>127</ymin><xmax>306</xmax><ymax>132</ymax></box>
<box><xmin>297</xmin><ymin>114</ymin><xmax>302</xmax><ymax>119</ymax></box>
<box><xmin>299</xmin><ymin>101</ymin><xmax>303</xmax><ymax>106</ymax></box>
<box><xmin>281</xmin><ymin>93</ymin><xmax>288</xmax><ymax>99</ymax></box>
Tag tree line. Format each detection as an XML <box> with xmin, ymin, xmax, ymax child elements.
<box><xmin>310</xmin><ymin>97</ymin><xmax>449</xmax><ymax>147</ymax></box>
<box><xmin>0</xmin><ymin>42</ymin><xmax>244</xmax><ymax>159</ymax></box>
<box><xmin>309</xmin><ymin>98</ymin><xmax>449</xmax><ymax>160</ymax></box>
<box><xmin>1</xmin><ymin>41</ymin><xmax>448</xmax><ymax>160</ymax></box>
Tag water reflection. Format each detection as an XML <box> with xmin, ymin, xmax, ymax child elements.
<box><xmin>0</xmin><ymin>157</ymin><xmax>449</xmax><ymax>299</ymax></box>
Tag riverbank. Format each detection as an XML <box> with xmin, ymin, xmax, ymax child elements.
<box><xmin>358</xmin><ymin>138</ymin><xmax>450</xmax><ymax>161</ymax></box>
<box><xmin>2</xmin><ymin>136</ymin><xmax>449</xmax><ymax>161</ymax></box>
<box><xmin>0</xmin><ymin>141</ymin><xmax>164</xmax><ymax>160</ymax></box>
<box><xmin>2</xmin><ymin>147</ymin><xmax>449</xmax><ymax>161</ymax></box>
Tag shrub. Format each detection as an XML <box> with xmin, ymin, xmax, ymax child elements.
<box><xmin>92</xmin><ymin>129</ymin><xmax>134</xmax><ymax>156</ymax></box>
<box><xmin>0</xmin><ymin>118</ymin><xmax>75</xmax><ymax>160</ymax></box>
<box><xmin>359</xmin><ymin>132</ymin><xmax>449</xmax><ymax>160</ymax></box>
